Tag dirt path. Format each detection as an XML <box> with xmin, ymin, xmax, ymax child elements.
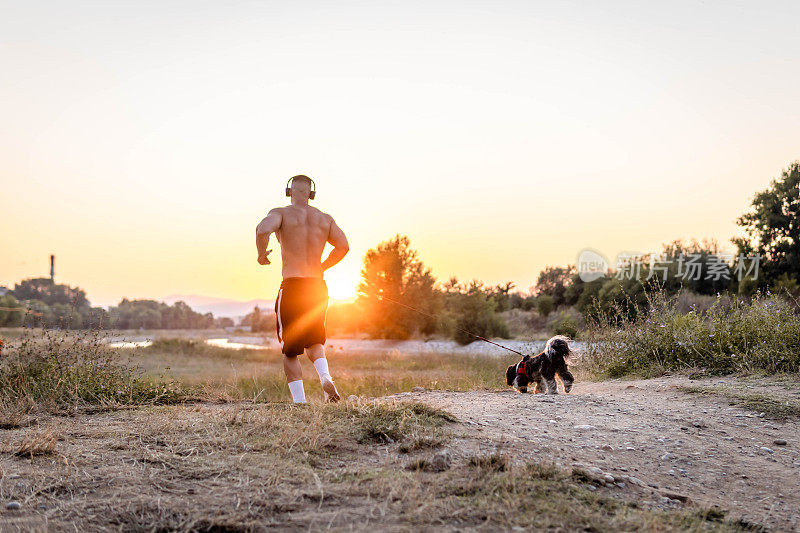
<box><xmin>396</xmin><ymin>376</ymin><xmax>800</xmax><ymax>531</ymax></box>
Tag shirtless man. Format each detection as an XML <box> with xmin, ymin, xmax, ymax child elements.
<box><xmin>255</xmin><ymin>175</ymin><xmax>349</xmax><ymax>403</ymax></box>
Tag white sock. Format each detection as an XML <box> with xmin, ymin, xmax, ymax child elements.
<box><xmin>313</xmin><ymin>358</ymin><xmax>332</xmax><ymax>382</ymax></box>
<box><xmin>287</xmin><ymin>380</ymin><xmax>306</xmax><ymax>403</ymax></box>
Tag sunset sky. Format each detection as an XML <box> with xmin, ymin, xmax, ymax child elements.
<box><xmin>2</xmin><ymin>1</ymin><xmax>799</xmax><ymax>306</ymax></box>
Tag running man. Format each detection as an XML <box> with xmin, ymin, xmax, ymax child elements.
<box><xmin>255</xmin><ymin>175</ymin><xmax>349</xmax><ymax>403</ymax></box>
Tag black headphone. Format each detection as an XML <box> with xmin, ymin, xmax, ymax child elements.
<box><xmin>285</xmin><ymin>175</ymin><xmax>316</xmax><ymax>200</ymax></box>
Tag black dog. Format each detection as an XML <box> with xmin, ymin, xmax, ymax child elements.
<box><xmin>506</xmin><ymin>335</ymin><xmax>574</xmax><ymax>394</ymax></box>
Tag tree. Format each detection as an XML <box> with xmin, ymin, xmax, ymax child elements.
<box><xmin>215</xmin><ymin>317</ymin><xmax>235</xmax><ymax>328</ymax></box>
<box><xmin>660</xmin><ymin>238</ymin><xmax>731</xmax><ymax>295</ymax></box>
<box><xmin>551</xmin><ymin>311</ymin><xmax>578</xmax><ymax>338</ymax></box>
<box><xmin>84</xmin><ymin>307</ymin><xmax>110</xmax><ymax>329</ymax></box>
<box><xmin>161</xmin><ymin>301</ymin><xmax>189</xmax><ymax>329</ymax></box>
<box><xmin>450</xmin><ymin>290</ymin><xmax>509</xmax><ymax>345</ymax></box>
<box><xmin>738</xmin><ymin>276</ymin><xmax>759</xmax><ymax>297</ymax></box>
<box><xmin>243</xmin><ymin>305</ymin><xmax>275</xmax><ymax>333</ymax></box>
<box><xmin>10</xmin><ymin>278</ymin><xmax>89</xmax><ymax>309</ymax></box>
<box><xmin>575</xmin><ymin>278</ymin><xmax>606</xmax><ymax>317</ymax></box>
<box><xmin>733</xmin><ymin>161</ymin><xmax>800</xmax><ymax>286</ymax></box>
<box><xmin>531</xmin><ymin>266</ymin><xmax>576</xmax><ymax>307</ymax></box>
<box><xmin>9</xmin><ymin>279</ymin><xmax>99</xmax><ymax>329</ymax></box>
<box><xmin>107</xmin><ymin>299</ymin><xmax>216</xmax><ymax>330</ymax></box>
<box><xmin>591</xmin><ymin>277</ymin><xmax>647</xmax><ymax>322</ymax></box>
<box><xmin>563</xmin><ymin>273</ymin><xmax>585</xmax><ymax>306</ymax></box>
<box><xmin>440</xmin><ymin>280</ymin><xmax>509</xmax><ymax>345</ymax></box>
<box><xmin>0</xmin><ymin>294</ymin><xmax>23</xmax><ymax>326</ymax></box>
<box><xmin>50</xmin><ymin>303</ymin><xmax>84</xmax><ymax>329</ymax></box>
<box><xmin>357</xmin><ymin>235</ymin><xmax>439</xmax><ymax>338</ymax></box>
<box><xmin>22</xmin><ymin>299</ymin><xmax>52</xmax><ymax>327</ymax></box>
<box><xmin>487</xmin><ymin>282</ymin><xmax>516</xmax><ymax>312</ymax></box>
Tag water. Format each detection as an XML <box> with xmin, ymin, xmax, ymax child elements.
<box><xmin>205</xmin><ymin>338</ymin><xmax>270</xmax><ymax>350</ymax></box>
<box><xmin>105</xmin><ymin>338</ymin><xmax>268</xmax><ymax>350</ymax></box>
<box><xmin>104</xmin><ymin>336</ymin><xmax>586</xmax><ymax>356</ymax></box>
<box><xmin>107</xmin><ymin>340</ymin><xmax>153</xmax><ymax>348</ymax></box>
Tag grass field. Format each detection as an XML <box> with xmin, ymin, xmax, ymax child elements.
<box><xmin>0</xmin><ymin>328</ymin><xmax>771</xmax><ymax>530</ymax></box>
<box><xmin>134</xmin><ymin>338</ymin><xmax>519</xmax><ymax>403</ymax></box>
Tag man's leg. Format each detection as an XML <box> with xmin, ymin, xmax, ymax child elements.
<box><xmin>283</xmin><ymin>355</ymin><xmax>306</xmax><ymax>403</ymax></box>
<box><xmin>306</xmin><ymin>344</ymin><xmax>340</xmax><ymax>402</ymax></box>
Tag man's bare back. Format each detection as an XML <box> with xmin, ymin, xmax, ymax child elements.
<box><xmin>255</xmin><ymin>178</ymin><xmax>349</xmax><ymax>279</ymax></box>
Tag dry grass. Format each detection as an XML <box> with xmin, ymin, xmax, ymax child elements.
<box><xmin>0</xmin><ymin>397</ymin><xmax>35</xmax><ymax>429</ymax></box>
<box><xmin>467</xmin><ymin>452</ymin><xmax>510</xmax><ymax>472</ymax></box>
<box><xmin>132</xmin><ymin>338</ymin><xmax>517</xmax><ymax>402</ymax></box>
<box><xmin>0</xmin><ymin>400</ymin><xmax>755</xmax><ymax>532</ymax></box>
<box><xmin>0</xmin><ymin>328</ymin><xmax>187</xmax><ymax>415</ymax></box>
<box><xmin>680</xmin><ymin>384</ymin><xmax>800</xmax><ymax>420</ymax></box>
<box><xmin>398</xmin><ymin>435</ymin><xmax>448</xmax><ymax>454</ymax></box>
<box><xmin>4</xmin><ymin>426</ymin><xmax>60</xmax><ymax>458</ymax></box>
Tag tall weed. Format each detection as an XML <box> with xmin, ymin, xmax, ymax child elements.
<box><xmin>0</xmin><ymin>327</ymin><xmax>186</xmax><ymax>413</ymax></box>
<box><xmin>584</xmin><ymin>290</ymin><xmax>800</xmax><ymax>377</ymax></box>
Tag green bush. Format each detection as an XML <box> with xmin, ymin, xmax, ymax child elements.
<box><xmin>520</xmin><ymin>296</ymin><xmax>537</xmax><ymax>311</ymax></box>
<box><xmin>551</xmin><ymin>312</ymin><xmax>578</xmax><ymax>338</ymax></box>
<box><xmin>147</xmin><ymin>337</ymin><xmax>206</xmax><ymax>353</ymax></box>
<box><xmin>536</xmin><ymin>295</ymin><xmax>554</xmax><ymax>317</ymax></box>
<box><xmin>584</xmin><ymin>290</ymin><xmax>800</xmax><ymax>377</ymax></box>
<box><xmin>448</xmin><ymin>290</ymin><xmax>510</xmax><ymax>345</ymax></box>
<box><xmin>454</xmin><ymin>308</ymin><xmax>510</xmax><ymax>345</ymax></box>
<box><xmin>771</xmin><ymin>273</ymin><xmax>800</xmax><ymax>297</ymax></box>
<box><xmin>438</xmin><ymin>280</ymin><xmax>511</xmax><ymax>345</ymax></box>
<box><xmin>737</xmin><ymin>276</ymin><xmax>759</xmax><ymax>297</ymax></box>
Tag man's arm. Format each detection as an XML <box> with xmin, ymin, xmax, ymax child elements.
<box><xmin>255</xmin><ymin>209</ymin><xmax>282</xmax><ymax>265</ymax></box>
<box><xmin>321</xmin><ymin>216</ymin><xmax>349</xmax><ymax>271</ymax></box>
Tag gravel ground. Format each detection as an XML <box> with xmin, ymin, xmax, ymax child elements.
<box><xmin>397</xmin><ymin>375</ymin><xmax>800</xmax><ymax>531</ymax></box>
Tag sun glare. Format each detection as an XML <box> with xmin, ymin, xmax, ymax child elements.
<box><xmin>325</xmin><ymin>271</ymin><xmax>359</xmax><ymax>302</ymax></box>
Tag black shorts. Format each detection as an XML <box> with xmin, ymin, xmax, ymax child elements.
<box><xmin>275</xmin><ymin>277</ymin><xmax>329</xmax><ymax>356</ymax></box>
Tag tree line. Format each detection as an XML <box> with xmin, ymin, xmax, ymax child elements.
<box><xmin>323</xmin><ymin>160</ymin><xmax>800</xmax><ymax>342</ymax></box>
<box><xmin>529</xmin><ymin>161</ymin><xmax>800</xmax><ymax>324</ymax></box>
<box><xmin>0</xmin><ymin>278</ymin><xmax>233</xmax><ymax>330</ymax></box>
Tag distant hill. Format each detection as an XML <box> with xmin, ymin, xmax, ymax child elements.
<box><xmin>162</xmin><ymin>294</ymin><xmax>274</xmax><ymax>318</ymax></box>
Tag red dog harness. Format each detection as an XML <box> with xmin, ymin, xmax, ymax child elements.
<box><xmin>516</xmin><ymin>361</ymin><xmax>527</xmax><ymax>377</ymax></box>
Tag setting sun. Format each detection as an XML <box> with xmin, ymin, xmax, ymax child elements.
<box><xmin>324</xmin><ymin>269</ymin><xmax>360</xmax><ymax>302</ymax></box>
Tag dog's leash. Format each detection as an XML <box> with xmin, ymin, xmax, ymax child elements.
<box><xmin>377</xmin><ymin>294</ymin><xmax>526</xmax><ymax>357</ymax></box>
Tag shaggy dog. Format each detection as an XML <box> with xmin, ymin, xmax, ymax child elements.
<box><xmin>506</xmin><ymin>335</ymin><xmax>574</xmax><ymax>394</ymax></box>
